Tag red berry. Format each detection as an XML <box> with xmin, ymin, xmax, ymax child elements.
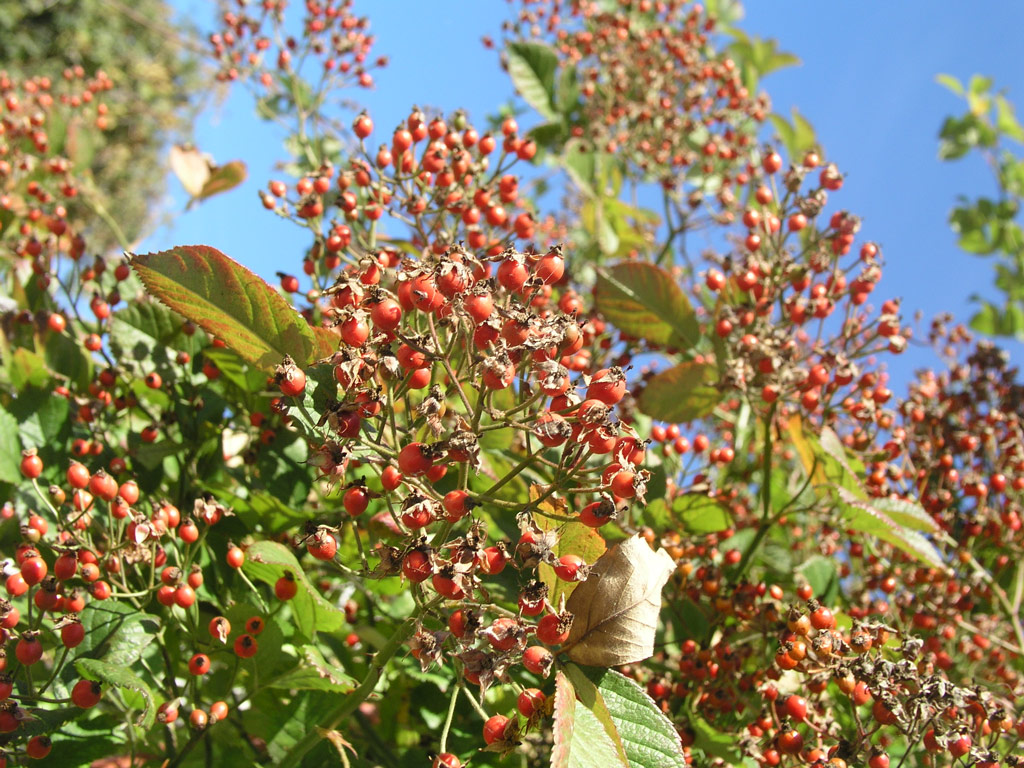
<box><xmin>189</xmin><ymin>653</ymin><xmax>211</xmax><ymax>675</ymax></box>
<box><xmin>19</xmin><ymin>451</ymin><xmax>43</xmax><ymax>479</ymax></box>
<box><xmin>522</xmin><ymin>645</ymin><xmax>553</xmax><ymax>676</ymax></box>
<box><xmin>536</xmin><ymin>613</ymin><xmax>571</xmax><ymax>645</ymax></box>
<box><xmin>234</xmin><ymin>633</ymin><xmax>259</xmax><ymax>658</ymax></box>
<box><xmin>482</xmin><ymin>714</ymin><xmax>511</xmax><ymax>745</ymax></box>
<box><xmin>517</xmin><ymin>688</ymin><xmax>546</xmax><ymax>717</ymax></box>
<box><xmin>226</xmin><ymin>546</ymin><xmax>245</xmax><ymax>569</ymax></box>
<box><xmin>553</xmin><ymin>554</ymin><xmax>585</xmax><ymax>582</ymax></box>
<box><xmin>26</xmin><ymin>735</ymin><xmax>52</xmax><ymax>759</ymax></box>
<box><xmin>275</xmin><ymin>573</ymin><xmax>298</xmax><ymax>601</ymax></box>
<box><xmin>71</xmin><ymin>679</ymin><xmax>103</xmax><ymax>708</ymax></box>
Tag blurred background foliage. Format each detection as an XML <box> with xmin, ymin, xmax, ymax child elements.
<box><xmin>0</xmin><ymin>0</ymin><xmax>205</xmax><ymax>252</ymax></box>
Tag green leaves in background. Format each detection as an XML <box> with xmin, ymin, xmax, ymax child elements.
<box><xmin>130</xmin><ymin>245</ymin><xmax>315</xmax><ymax>370</ymax></box>
<box><xmin>242</xmin><ymin>541</ymin><xmax>346</xmax><ymax>637</ymax></box>
<box><xmin>769</xmin><ymin>106</ymin><xmax>818</xmax><ymax>161</ymax></box>
<box><xmin>726</xmin><ymin>29</ymin><xmax>800</xmax><ymax>93</ymax></box>
<box><xmin>75</xmin><ymin>659</ymin><xmax>155</xmax><ymax>729</ymax></box>
<box><xmin>790</xmin><ymin>423</ymin><xmax>944</xmax><ymax>569</ymax></box>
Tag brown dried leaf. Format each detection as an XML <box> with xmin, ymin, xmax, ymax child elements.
<box><xmin>565</xmin><ymin>535</ymin><xmax>674</xmax><ymax>667</ymax></box>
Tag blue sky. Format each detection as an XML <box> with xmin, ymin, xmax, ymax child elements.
<box><xmin>152</xmin><ymin>1</ymin><xmax>1024</xmax><ymax>386</ymax></box>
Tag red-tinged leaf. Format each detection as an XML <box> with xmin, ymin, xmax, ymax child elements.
<box><xmin>311</xmin><ymin>326</ymin><xmax>341</xmax><ymax>361</ymax></box>
<box><xmin>594</xmin><ymin>262</ymin><xmax>699</xmax><ymax>350</ymax></box>
<box><xmin>551</xmin><ymin>670</ymin><xmax>629</xmax><ymax>768</ymax></box>
<box><xmin>130</xmin><ymin>245</ymin><xmax>315</xmax><ymax>370</ymax></box>
<box><xmin>638</xmin><ymin>362</ymin><xmax>720</xmax><ymax>422</ymax></box>
<box><xmin>199</xmin><ymin>160</ymin><xmax>248</xmax><ymax>200</ymax></box>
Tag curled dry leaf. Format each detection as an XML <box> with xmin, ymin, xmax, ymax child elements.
<box><xmin>565</xmin><ymin>534</ymin><xmax>675</xmax><ymax>667</ymax></box>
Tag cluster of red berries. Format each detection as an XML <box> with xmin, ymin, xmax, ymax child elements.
<box><xmin>209</xmin><ymin>0</ymin><xmax>384</xmax><ymax>89</ymax></box>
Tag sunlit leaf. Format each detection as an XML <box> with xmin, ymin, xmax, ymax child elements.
<box><xmin>130</xmin><ymin>245</ymin><xmax>315</xmax><ymax>369</ymax></box>
<box><xmin>638</xmin><ymin>362</ymin><xmax>719</xmax><ymax>422</ymax></box>
<box><xmin>594</xmin><ymin>262</ymin><xmax>699</xmax><ymax>349</ymax></box>
<box><xmin>505</xmin><ymin>41</ymin><xmax>559</xmax><ymax>121</ymax></box>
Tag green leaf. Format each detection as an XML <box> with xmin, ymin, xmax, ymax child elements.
<box><xmin>109</xmin><ymin>300</ymin><xmax>197</xmax><ymax>364</ymax></box>
<box><xmin>594</xmin><ymin>262</ymin><xmax>699</xmax><ymax>349</ymax></box>
<box><xmin>220</xmin><ymin>487</ymin><xmax>310</xmax><ymax>533</ymax></box>
<box><xmin>534</xmin><ymin>487</ymin><xmax>606</xmax><ymax>603</ymax></box>
<box><xmin>565</xmin><ymin>139</ymin><xmax>597</xmax><ymax>197</ymax></box>
<box><xmin>8</xmin><ymin>347</ymin><xmax>50</xmax><ymax>391</ymax></box>
<box><xmin>9</xmin><ymin>386</ymin><xmax>71</xmax><ymax>458</ymax></box>
<box><xmin>935</xmin><ymin>73</ymin><xmax>964</xmax><ymax>96</ymax></box>
<box><xmin>130</xmin><ymin>245</ymin><xmax>315</xmax><ymax>370</ymax></box>
<box><xmin>970</xmin><ymin>302</ymin><xmax>999</xmax><ymax>335</ymax></box>
<box><xmin>505</xmin><ymin>41</ymin><xmax>560</xmax><ymax>121</ymax></box>
<box><xmin>797</xmin><ymin>556</ymin><xmax>839</xmax><ymax>604</ymax></box>
<box><xmin>995</xmin><ymin>95</ymin><xmax>1024</xmax><ymax>143</ymax></box>
<box><xmin>871</xmin><ymin>496</ymin><xmax>940</xmax><ymax>534</ymax></box>
<box><xmin>0</xmin><ymin>406</ymin><xmax>20</xmax><ymax>483</ymax></box>
<box><xmin>836</xmin><ymin>487</ymin><xmax>946</xmax><ymax>569</ymax></box>
<box><xmin>75</xmin><ymin>658</ymin><xmax>155</xmax><ymax>729</ymax></box>
<box><xmin>690</xmin><ymin>714</ymin><xmax>744</xmax><ymax>763</ymax></box>
<box><xmin>199</xmin><ymin>160</ymin><xmax>248</xmax><ymax>199</ymax></box>
<box><xmin>556</xmin><ymin>62</ymin><xmax>580</xmax><ymax>115</ymax></box>
<box><xmin>552</xmin><ymin>670</ymin><xmax>628</xmax><ymax>768</ymax></box>
<box><xmin>44</xmin><ymin>330</ymin><xmax>93</xmax><ymax>390</ymax></box>
<box><xmin>266</xmin><ymin>645</ymin><xmax>357</xmax><ymax>693</ymax></box>
<box><xmin>76</xmin><ymin>601</ymin><xmax>161</xmax><ymax>668</ymax></box>
<box><xmin>673</xmin><ymin>494</ymin><xmax>731</xmax><ymax>534</ymax></box>
<box><xmin>564</xmin><ymin>665</ymin><xmax>687</xmax><ymax>768</ymax></box>
<box><xmin>639</xmin><ymin>362</ymin><xmax>720</xmax><ymax>422</ymax></box>
<box><xmin>529</xmin><ymin>121</ymin><xmax>568</xmax><ymax>150</ymax></box>
<box><xmin>243</xmin><ymin>541</ymin><xmax>346</xmax><ymax>637</ymax></box>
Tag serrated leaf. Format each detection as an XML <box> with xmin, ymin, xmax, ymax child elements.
<box><xmin>109</xmin><ymin>300</ymin><xmax>200</xmax><ymax>365</ymax></box>
<box><xmin>9</xmin><ymin>386</ymin><xmax>71</xmax><ymax>459</ymax></box>
<box><xmin>639</xmin><ymin>362</ymin><xmax>719</xmax><ymax>422</ymax></box>
<box><xmin>75</xmin><ymin>658</ymin><xmax>155</xmax><ymax>729</ymax></box>
<box><xmin>565</xmin><ymin>666</ymin><xmax>687</xmax><ymax>768</ymax></box>
<box><xmin>551</xmin><ymin>671</ymin><xmax>629</xmax><ymax>768</ymax></box>
<box><xmin>267</xmin><ymin>645</ymin><xmax>357</xmax><ymax>693</ymax></box>
<box><xmin>595</xmin><ymin>262</ymin><xmax>699</xmax><ymax>349</ymax></box>
<box><xmin>871</xmin><ymin>496</ymin><xmax>940</xmax><ymax>533</ymax></box>
<box><xmin>130</xmin><ymin>245</ymin><xmax>315</xmax><ymax>369</ymax></box>
<box><xmin>311</xmin><ymin>326</ymin><xmax>340</xmax><ymax>361</ymax></box>
<box><xmin>243</xmin><ymin>541</ymin><xmax>346</xmax><ymax>637</ymax></box>
<box><xmin>506</xmin><ymin>41</ymin><xmax>559</xmax><ymax>121</ymax></box>
<box><xmin>673</xmin><ymin>493</ymin><xmax>731</xmax><ymax>534</ymax></box>
<box><xmin>44</xmin><ymin>330</ymin><xmax>93</xmax><ymax>390</ymax></box>
<box><xmin>836</xmin><ymin>487</ymin><xmax>946</xmax><ymax>569</ymax></box>
<box><xmin>566</xmin><ymin>535</ymin><xmax>675</xmax><ymax>666</ymax></box>
<box><xmin>76</xmin><ymin>602</ymin><xmax>160</xmax><ymax>667</ymax></box>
